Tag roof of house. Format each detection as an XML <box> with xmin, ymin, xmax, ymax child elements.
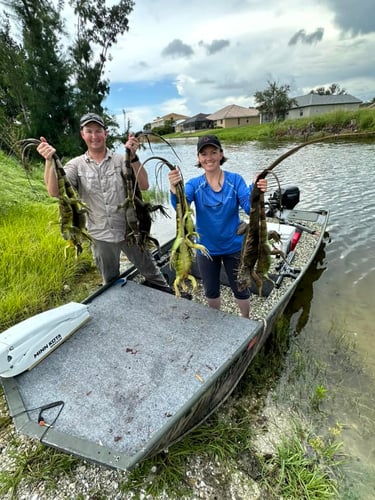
<box><xmin>207</xmin><ymin>104</ymin><xmax>259</xmax><ymax>120</ymax></box>
<box><xmin>181</xmin><ymin>113</ymin><xmax>212</xmax><ymax>125</ymax></box>
<box><xmin>292</xmin><ymin>93</ymin><xmax>362</xmax><ymax>109</ymax></box>
<box><xmin>152</xmin><ymin>112</ymin><xmax>189</xmax><ymax>123</ymax></box>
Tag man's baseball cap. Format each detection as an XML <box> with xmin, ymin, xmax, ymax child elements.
<box><xmin>80</xmin><ymin>113</ymin><xmax>105</xmax><ymax>129</ymax></box>
<box><xmin>197</xmin><ymin>135</ymin><xmax>222</xmax><ymax>152</ymax></box>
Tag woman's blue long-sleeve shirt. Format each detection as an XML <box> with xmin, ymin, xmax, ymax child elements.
<box><xmin>170</xmin><ymin>170</ymin><xmax>253</xmax><ymax>255</ymax></box>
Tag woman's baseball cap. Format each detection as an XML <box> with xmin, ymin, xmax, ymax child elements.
<box><xmin>197</xmin><ymin>135</ymin><xmax>222</xmax><ymax>152</ymax></box>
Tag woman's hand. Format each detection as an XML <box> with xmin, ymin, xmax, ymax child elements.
<box><xmin>254</xmin><ymin>174</ymin><xmax>267</xmax><ymax>192</ymax></box>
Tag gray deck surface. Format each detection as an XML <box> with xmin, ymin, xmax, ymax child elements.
<box><xmin>14</xmin><ymin>280</ymin><xmax>260</xmax><ymax>456</ymax></box>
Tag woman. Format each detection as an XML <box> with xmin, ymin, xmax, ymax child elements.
<box><xmin>168</xmin><ymin>135</ymin><xmax>267</xmax><ymax>318</ymax></box>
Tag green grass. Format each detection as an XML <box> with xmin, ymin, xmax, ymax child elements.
<box><xmin>311</xmin><ymin>385</ymin><xmax>329</xmax><ymax>411</ymax></box>
<box><xmin>121</xmin><ymin>413</ymin><xmax>256</xmax><ymax>497</ymax></box>
<box><xmin>0</xmin><ymin>151</ymin><xmax>95</xmax><ymax>331</ymax></box>
<box><xmin>0</xmin><ymin>150</ymin><xmax>51</xmax><ymax>208</ymax></box>
<box><xmin>263</xmin><ymin>424</ymin><xmax>343</xmax><ymax>499</ymax></box>
<box><xmin>0</xmin><ymin>202</ymin><xmax>94</xmax><ymax>330</ymax></box>
<box><xmin>0</xmin><ymin>442</ymin><xmax>80</xmax><ymax>497</ymax></box>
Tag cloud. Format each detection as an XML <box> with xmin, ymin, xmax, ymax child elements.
<box><xmin>322</xmin><ymin>0</ymin><xmax>375</xmax><ymax>35</ymax></box>
<box><xmin>288</xmin><ymin>28</ymin><xmax>324</xmax><ymax>45</ymax></box>
<box><xmin>161</xmin><ymin>39</ymin><xmax>194</xmax><ymax>59</ymax></box>
<box><xmin>198</xmin><ymin>39</ymin><xmax>230</xmax><ymax>55</ymax></box>
<box><xmin>102</xmin><ymin>0</ymin><xmax>375</xmax><ymax>129</ymax></box>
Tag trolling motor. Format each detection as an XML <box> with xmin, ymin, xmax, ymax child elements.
<box><xmin>266</xmin><ymin>185</ymin><xmax>300</xmax><ymax>217</ymax></box>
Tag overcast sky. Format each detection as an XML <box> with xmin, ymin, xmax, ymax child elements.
<box><xmin>93</xmin><ymin>1</ymin><xmax>374</xmax><ymax>130</ymax></box>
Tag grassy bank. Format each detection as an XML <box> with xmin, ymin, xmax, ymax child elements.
<box><xmin>0</xmin><ymin>151</ymin><xmax>96</xmax><ymax>331</ymax></box>
<box><xmin>168</xmin><ymin>107</ymin><xmax>375</xmax><ymax>143</ymax></box>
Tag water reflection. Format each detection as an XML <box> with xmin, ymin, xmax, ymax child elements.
<box><xmin>284</xmin><ymin>237</ymin><xmax>328</xmax><ymax>334</ymax></box>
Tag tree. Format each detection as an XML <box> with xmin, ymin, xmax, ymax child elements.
<box><xmin>151</xmin><ymin>118</ymin><xmax>175</xmax><ymax>136</ymax></box>
<box><xmin>254</xmin><ymin>81</ymin><xmax>297</xmax><ymax>122</ymax></box>
<box><xmin>69</xmin><ymin>0</ymin><xmax>135</xmax><ymax>120</ymax></box>
<box><xmin>4</xmin><ymin>0</ymin><xmax>74</xmax><ymax>153</ymax></box>
<box><xmin>0</xmin><ymin>0</ymin><xmax>135</xmax><ymax>155</ymax></box>
<box><xmin>309</xmin><ymin>83</ymin><xmax>347</xmax><ymax>95</ymax></box>
<box><xmin>0</xmin><ymin>13</ymin><xmax>29</xmax><ymax>150</ymax></box>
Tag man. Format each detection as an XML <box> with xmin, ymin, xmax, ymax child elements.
<box><xmin>37</xmin><ymin>112</ymin><xmax>170</xmax><ymax>290</ymax></box>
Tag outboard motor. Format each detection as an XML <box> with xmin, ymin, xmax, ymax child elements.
<box><xmin>279</xmin><ymin>186</ymin><xmax>300</xmax><ymax>209</ymax></box>
<box><xmin>266</xmin><ymin>185</ymin><xmax>300</xmax><ymax>216</ymax></box>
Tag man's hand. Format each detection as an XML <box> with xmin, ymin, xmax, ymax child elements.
<box><xmin>125</xmin><ymin>134</ymin><xmax>139</xmax><ymax>159</ymax></box>
<box><xmin>37</xmin><ymin>137</ymin><xmax>56</xmax><ymax>161</ymax></box>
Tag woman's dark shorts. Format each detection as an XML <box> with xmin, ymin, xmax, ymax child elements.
<box><xmin>196</xmin><ymin>251</ymin><xmax>250</xmax><ymax>300</ymax></box>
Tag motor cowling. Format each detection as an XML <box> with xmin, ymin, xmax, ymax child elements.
<box><xmin>267</xmin><ymin>185</ymin><xmax>300</xmax><ymax>214</ymax></box>
<box><xmin>279</xmin><ymin>186</ymin><xmax>300</xmax><ymax>209</ymax></box>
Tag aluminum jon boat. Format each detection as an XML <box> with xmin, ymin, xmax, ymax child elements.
<box><xmin>0</xmin><ymin>186</ymin><xmax>329</xmax><ymax>471</ymax></box>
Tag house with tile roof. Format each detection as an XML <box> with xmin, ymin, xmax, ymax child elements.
<box><xmin>150</xmin><ymin>113</ymin><xmax>189</xmax><ymax>130</ymax></box>
<box><xmin>286</xmin><ymin>94</ymin><xmax>362</xmax><ymax>120</ymax></box>
<box><xmin>207</xmin><ymin>105</ymin><xmax>260</xmax><ymax>128</ymax></box>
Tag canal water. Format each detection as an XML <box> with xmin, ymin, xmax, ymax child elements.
<box><xmin>137</xmin><ymin>137</ymin><xmax>375</xmax><ymax>495</ymax></box>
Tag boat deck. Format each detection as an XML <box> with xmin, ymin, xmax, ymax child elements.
<box><xmin>2</xmin><ymin>280</ymin><xmax>261</xmax><ymax>470</ymax></box>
